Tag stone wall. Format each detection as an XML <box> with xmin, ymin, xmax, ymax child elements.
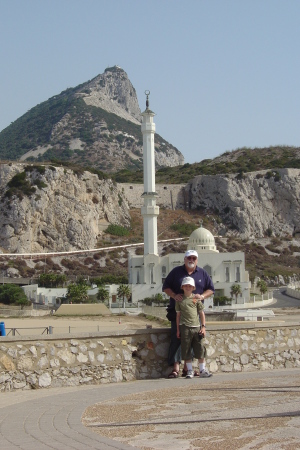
<box><xmin>0</xmin><ymin>323</ymin><xmax>299</xmax><ymax>391</ymax></box>
<box><xmin>119</xmin><ymin>183</ymin><xmax>186</xmax><ymax>209</ymax></box>
<box><xmin>286</xmin><ymin>287</ymin><xmax>300</xmax><ymax>300</ymax></box>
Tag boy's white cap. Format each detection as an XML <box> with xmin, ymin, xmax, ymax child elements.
<box><xmin>184</xmin><ymin>250</ymin><xmax>198</xmax><ymax>258</ymax></box>
<box><xmin>181</xmin><ymin>276</ymin><xmax>195</xmax><ymax>287</ymax></box>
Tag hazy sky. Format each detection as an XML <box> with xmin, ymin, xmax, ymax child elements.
<box><xmin>1</xmin><ymin>0</ymin><xmax>299</xmax><ymax>164</ymax></box>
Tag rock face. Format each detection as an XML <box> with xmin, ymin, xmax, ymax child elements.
<box><xmin>3</xmin><ymin>164</ymin><xmax>300</xmax><ymax>254</ymax></box>
<box><xmin>186</xmin><ymin>168</ymin><xmax>300</xmax><ymax>238</ymax></box>
<box><xmin>0</xmin><ymin>163</ymin><xmax>130</xmax><ymax>253</ymax></box>
<box><xmin>80</xmin><ymin>66</ymin><xmax>142</xmax><ymax>124</ymax></box>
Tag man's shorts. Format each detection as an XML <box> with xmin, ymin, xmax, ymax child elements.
<box><xmin>180</xmin><ymin>324</ymin><xmax>207</xmax><ymax>360</ymax></box>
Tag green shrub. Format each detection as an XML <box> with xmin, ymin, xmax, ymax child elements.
<box><xmin>91</xmin><ymin>274</ymin><xmax>128</xmax><ymax>285</ymax></box>
<box><xmin>170</xmin><ymin>223</ymin><xmax>198</xmax><ymax>236</ymax></box>
<box><xmin>213</xmin><ymin>296</ymin><xmax>231</xmax><ymax>306</ymax></box>
<box><xmin>104</xmin><ymin>224</ymin><xmax>130</xmax><ymax>236</ymax></box>
<box><xmin>34</xmin><ymin>180</ymin><xmax>48</xmax><ymax>189</ymax></box>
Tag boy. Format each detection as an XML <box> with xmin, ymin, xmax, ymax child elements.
<box><xmin>176</xmin><ymin>276</ymin><xmax>212</xmax><ymax>378</ymax></box>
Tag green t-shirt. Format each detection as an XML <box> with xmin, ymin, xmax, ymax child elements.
<box><xmin>175</xmin><ymin>294</ymin><xmax>204</xmax><ymax>327</ymax></box>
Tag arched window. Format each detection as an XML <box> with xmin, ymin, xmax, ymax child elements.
<box><xmin>204</xmin><ymin>265</ymin><xmax>212</xmax><ymax>277</ymax></box>
<box><xmin>225</xmin><ymin>267</ymin><xmax>230</xmax><ymax>282</ymax></box>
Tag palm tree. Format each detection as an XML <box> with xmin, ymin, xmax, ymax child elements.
<box><xmin>230</xmin><ymin>284</ymin><xmax>242</xmax><ymax>303</ymax></box>
<box><xmin>97</xmin><ymin>286</ymin><xmax>109</xmax><ymax>304</ymax></box>
<box><xmin>66</xmin><ymin>283</ymin><xmax>89</xmax><ymax>304</ymax></box>
<box><xmin>256</xmin><ymin>280</ymin><xmax>268</xmax><ymax>299</ymax></box>
<box><xmin>117</xmin><ymin>284</ymin><xmax>131</xmax><ymax>308</ymax></box>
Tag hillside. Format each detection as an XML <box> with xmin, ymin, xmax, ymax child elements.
<box><xmin>0</xmin><ymin>66</ymin><xmax>183</xmax><ymax>172</ymax></box>
<box><xmin>1</xmin><ymin>207</ymin><xmax>299</xmax><ymax>285</ymax></box>
<box><xmin>114</xmin><ymin>146</ymin><xmax>300</xmax><ymax>183</ymax></box>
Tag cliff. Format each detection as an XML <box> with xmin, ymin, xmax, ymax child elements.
<box><xmin>186</xmin><ymin>168</ymin><xmax>300</xmax><ymax>238</ymax></box>
<box><xmin>0</xmin><ymin>163</ymin><xmax>130</xmax><ymax>253</ymax></box>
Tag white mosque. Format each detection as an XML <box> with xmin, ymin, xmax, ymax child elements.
<box><xmin>128</xmin><ymin>94</ymin><xmax>251</xmax><ymax>306</ymax></box>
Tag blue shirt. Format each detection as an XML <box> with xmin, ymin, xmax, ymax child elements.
<box><xmin>163</xmin><ymin>264</ymin><xmax>215</xmax><ymax>309</ymax></box>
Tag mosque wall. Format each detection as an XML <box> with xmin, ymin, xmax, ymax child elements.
<box><xmin>130</xmin><ymin>248</ymin><xmax>251</xmax><ymax>303</ymax></box>
<box><xmin>0</xmin><ymin>323</ymin><xmax>299</xmax><ymax>391</ymax></box>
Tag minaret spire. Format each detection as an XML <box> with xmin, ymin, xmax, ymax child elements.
<box><xmin>141</xmin><ymin>91</ymin><xmax>159</xmax><ymax>255</ymax></box>
<box><xmin>145</xmin><ymin>90</ymin><xmax>150</xmax><ymax>109</ymax></box>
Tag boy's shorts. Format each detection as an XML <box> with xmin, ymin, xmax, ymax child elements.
<box><xmin>180</xmin><ymin>324</ymin><xmax>207</xmax><ymax>360</ymax></box>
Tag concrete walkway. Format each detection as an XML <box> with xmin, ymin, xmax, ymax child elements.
<box><xmin>0</xmin><ymin>368</ymin><xmax>299</xmax><ymax>449</ymax></box>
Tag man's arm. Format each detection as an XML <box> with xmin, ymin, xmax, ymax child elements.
<box><xmin>176</xmin><ymin>311</ymin><xmax>181</xmax><ymax>338</ymax></box>
<box><xmin>164</xmin><ymin>288</ymin><xmax>183</xmax><ymax>302</ymax></box>
<box><xmin>198</xmin><ymin>289</ymin><xmax>214</xmax><ymax>302</ymax></box>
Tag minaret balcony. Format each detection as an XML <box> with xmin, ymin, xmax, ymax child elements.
<box><xmin>141</xmin><ymin>123</ymin><xmax>156</xmax><ymax>133</ymax></box>
<box><xmin>141</xmin><ymin>205</ymin><xmax>159</xmax><ymax>216</ymax></box>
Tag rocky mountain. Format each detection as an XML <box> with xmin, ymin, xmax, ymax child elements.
<box><xmin>0</xmin><ymin>66</ymin><xmax>183</xmax><ymax>172</ymax></box>
<box><xmin>0</xmin><ymin>163</ymin><xmax>130</xmax><ymax>253</ymax></box>
<box><xmin>186</xmin><ymin>168</ymin><xmax>300</xmax><ymax>238</ymax></box>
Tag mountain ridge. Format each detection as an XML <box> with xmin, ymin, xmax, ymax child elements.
<box><xmin>0</xmin><ymin>66</ymin><xmax>184</xmax><ymax>172</ymax></box>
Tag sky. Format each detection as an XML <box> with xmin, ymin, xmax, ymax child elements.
<box><xmin>0</xmin><ymin>0</ymin><xmax>299</xmax><ymax>164</ymax></box>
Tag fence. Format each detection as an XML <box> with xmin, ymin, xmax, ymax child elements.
<box><xmin>5</xmin><ymin>326</ymin><xmax>53</xmax><ymax>336</ymax></box>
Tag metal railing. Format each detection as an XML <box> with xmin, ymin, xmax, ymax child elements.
<box><xmin>5</xmin><ymin>326</ymin><xmax>53</xmax><ymax>336</ymax></box>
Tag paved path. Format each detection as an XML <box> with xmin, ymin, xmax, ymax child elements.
<box><xmin>0</xmin><ymin>368</ymin><xmax>299</xmax><ymax>449</ymax></box>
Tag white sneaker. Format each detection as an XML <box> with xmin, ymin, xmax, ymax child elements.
<box><xmin>186</xmin><ymin>370</ymin><xmax>194</xmax><ymax>379</ymax></box>
<box><xmin>199</xmin><ymin>369</ymin><xmax>213</xmax><ymax>378</ymax></box>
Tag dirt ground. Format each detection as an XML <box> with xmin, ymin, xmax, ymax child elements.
<box><xmin>0</xmin><ymin>314</ymin><xmax>167</xmax><ymax>336</ymax></box>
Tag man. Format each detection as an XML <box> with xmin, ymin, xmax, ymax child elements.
<box><xmin>163</xmin><ymin>249</ymin><xmax>214</xmax><ymax>378</ymax></box>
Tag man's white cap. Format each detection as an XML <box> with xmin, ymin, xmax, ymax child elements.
<box><xmin>181</xmin><ymin>276</ymin><xmax>195</xmax><ymax>287</ymax></box>
<box><xmin>184</xmin><ymin>250</ymin><xmax>198</xmax><ymax>258</ymax></box>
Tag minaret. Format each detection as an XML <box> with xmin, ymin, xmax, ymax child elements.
<box><xmin>141</xmin><ymin>91</ymin><xmax>159</xmax><ymax>255</ymax></box>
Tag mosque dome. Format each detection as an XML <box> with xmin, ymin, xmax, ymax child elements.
<box><xmin>188</xmin><ymin>225</ymin><xmax>218</xmax><ymax>253</ymax></box>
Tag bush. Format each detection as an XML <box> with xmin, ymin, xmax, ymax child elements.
<box><xmin>141</xmin><ymin>294</ymin><xmax>168</xmax><ymax>306</ymax></box>
<box><xmin>104</xmin><ymin>224</ymin><xmax>130</xmax><ymax>236</ymax></box>
<box><xmin>91</xmin><ymin>274</ymin><xmax>128</xmax><ymax>285</ymax></box>
<box><xmin>0</xmin><ymin>284</ymin><xmax>30</xmax><ymax>307</ymax></box>
<box><xmin>170</xmin><ymin>223</ymin><xmax>198</xmax><ymax>237</ymax></box>
<box><xmin>5</xmin><ymin>171</ymin><xmax>36</xmax><ymax>199</ymax></box>
<box><xmin>213</xmin><ymin>296</ymin><xmax>231</xmax><ymax>306</ymax></box>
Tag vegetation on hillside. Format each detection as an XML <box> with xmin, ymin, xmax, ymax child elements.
<box><xmin>113</xmin><ymin>146</ymin><xmax>300</xmax><ymax>184</ymax></box>
<box><xmin>0</xmin><ymin>89</ymin><xmax>76</xmax><ymax>160</ymax></box>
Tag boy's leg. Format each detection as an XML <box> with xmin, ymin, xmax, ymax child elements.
<box><xmin>180</xmin><ymin>326</ymin><xmax>194</xmax><ymax>378</ymax></box>
<box><xmin>192</xmin><ymin>329</ymin><xmax>213</xmax><ymax>378</ymax></box>
<box><xmin>168</xmin><ymin>320</ymin><xmax>181</xmax><ymax>376</ymax></box>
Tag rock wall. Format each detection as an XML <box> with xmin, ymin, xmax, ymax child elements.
<box><xmin>0</xmin><ymin>323</ymin><xmax>299</xmax><ymax>391</ymax></box>
<box><xmin>119</xmin><ymin>183</ymin><xmax>186</xmax><ymax>209</ymax></box>
<box><xmin>0</xmin><ymin>164</ymin><xmax>130</xmax><ymax>253</ymax></box>
<box><xmin>186</xmin><ymin>168</ymin><xmax>300</xmax><ymax>238</ymax></box>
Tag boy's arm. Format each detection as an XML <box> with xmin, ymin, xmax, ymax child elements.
<box><xmin>199</xmin><ymin>310</ymin><xmax>206</xmax><ymax>336</ymax></box>
<box><xmin>176</xmin><ymin>311</ymin><xmax>181</xmax><ymax>338</ymax></box>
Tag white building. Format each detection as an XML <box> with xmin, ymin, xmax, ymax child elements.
<box><xmin>128</xmin><ymin>93</ymin><xmax>251</xmax><ymax>306</ymax></box>
<box><xmin>129</xmin><ymin>225</ymin><xmax>251</xmax><ymax>306</ymax></box>
<box><xmin>22</xmin><ymin>284</ymin><xmax>67</xmax><ymax>306</ymax></box>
